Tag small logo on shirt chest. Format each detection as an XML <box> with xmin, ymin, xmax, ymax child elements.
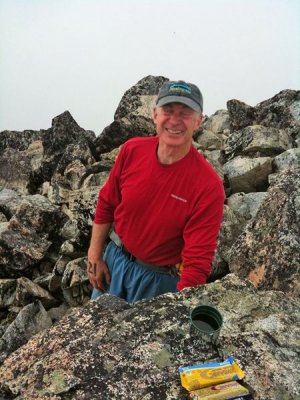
<box><xmin>170</xmin><ymin>193</ymin><xmax>187</xmax><ymax>203</ymax></box>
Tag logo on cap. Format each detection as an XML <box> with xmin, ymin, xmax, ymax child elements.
<box><xmin>169</xmin><ymin>83</ymin><xmax>192</xmax><ymax>95</ymax></box>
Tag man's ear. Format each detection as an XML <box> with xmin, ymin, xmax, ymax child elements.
<box><xmin>195</xmin><ymin>113</ymin><xmax>203</xmax><ymax>130</ymax></box>
<box><xmin>153</xmin><ymin>107</ymin><xmax>158</xmax><ymax>123</ymax></box>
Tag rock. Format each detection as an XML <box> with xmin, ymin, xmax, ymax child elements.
<box><xmin>223</xmin><ymin>156</ymin><xmax>273</xmax><ymax>193</ymax></box>
<box><xmin>0</xmin><ymin>111</ymin><xmax>97</xmax><ymax>196</ymax></box>
<box><xmin>58</xmin><ymin>218</ymin><xmax>92</xmax><ymax>259</ymax></box>
<box><xmin>227</xmin><ymin>90</ymin><xmax>300</xmax><ymax>131</ymax></box>
<box><xmin>12</xmin><ymin>194</ymin><xmax>67</xmax><ymax>234</ymax></box>
<box><xmin>47</xmin><ymin>302</ymin><xmax>70</xmax><ymax>324</ymax></box>
<box><xmin>201</xmin><ymin>109</ymin><xmax>231</xmax><ymax>134</ymax></box>
<box><xmin>227</xmin><ymin>100</ymin><xmax>256</xmax><ymax>131</ymax></box>
<box><xmin>0</xmin><ymin>147</ymin><xmax>37</xmax><ymax>195</ymax></box>
<box><xmin>51</xmin><ymin>140</ymin><xmax>96</xmax><ymax>190</ymax></box>
<box><xmin>0</xmin><ymin>189</ymin><xmax>22</xmax><ymax>219</ymax></box>
<box><xmin>194</xmin><ymin>129</ymin><xmax>223</xmax><ymax>151</ymax></box>
<box><xmin>0</xmin><ymin>279</ymin><xmax>17</xmax><ymax>308</ymax></box>
<box><xmin>61</xmin><ymin>257</ymin><xmax>91</xmax><ymax>306</ymax></box>
<box><xmin>256</xmin><ymin>89</ymin><xmax>300</xmax><ymax>123</ymax></box>
<box><xmin>0</xmin><ymin>130</ymin><xmax>43</xmax><ymax>154</ymax></box>
<box><xmin>224</xmin><ymin>125</ymin><xmax>293</xmax><ymax>161</ymax></box>
<box><xmin>47</xmin><ymin>111</ymin><xmax>96</xmax><ymax>156</ymax></box>
<box><xmin>27</xmin><ymin>139</ymin><xmax>44</xmax><ymax>173</ymax></box>
<box><xmin>0</xmin><ymin>224</ymin><xmax>52</xmax><ymax>277</ymax></box>
<box><xmin>226</xmin><ymin>192</ymin><xmax>268</xmax><ymax>220</ymax></box>
<box><xmin>47</xmin><ymin>164</ymin><xmax>108</xmax><ymax>222</ymax></box>
<box><xmin>0</xmin><ymin>195</ymin><xmax>68</xmax><ymax>278</ymax></box>
<box><xmin>273</xmin><ymin>147</ymin><xmax>300</xmax><ymax>171</ymax></box>
<box><xmin>0</xmin><ymin>274</ymin><xmax>299</xmax><ymax>399</ymax></box>
<box><xmin>94</xmin><ymin>75</ymin><xmax>168</xmax><ymax>155</ymax></box>
<box><xmin>15</xmin><ymin>277</ymin><xmax>59</xmax><ymax>309</ymax></box>
<box><xmin>211</xmin><ymin>205</ymin><xmax>245</xmax><ymax>280</ymax></box>
<box><xmin>229</xmin><ymin>168</ymin><xmax>300</xmax><ymax>297</ymax></box>
<box><xmin>0</xmin><ymin>300</ymin><xmax>52</xmax><ymax>358</ymax></box>
<box><xmin>0</xmin><ymin>130</ymin><xmax>45</xmax><ymax>194</ymax></box>
<box><xmin>0</xmin><ymin>213</ymin><xmax>7</xmax><ymax>223</ymax></box>
<box><xmin>202</xmin><ymin>149</ymin><xmax>225</xmax><ymax>180</ymax></box>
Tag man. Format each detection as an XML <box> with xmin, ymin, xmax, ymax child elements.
<box><xmin>87</xmin><ymin>80</ymin><xmax>224</xmax><ymax>303</ymax></box>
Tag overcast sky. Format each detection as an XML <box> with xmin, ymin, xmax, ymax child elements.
<box><xmin>1</xmin><ymin>0</ymin><xmax>299</xmax><ymax>135</ymax></box>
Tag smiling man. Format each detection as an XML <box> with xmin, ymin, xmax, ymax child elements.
<box><xmin>87</xmin><ymin>80</ymin><xmax>225</xmax><ymax>303</ymax></box>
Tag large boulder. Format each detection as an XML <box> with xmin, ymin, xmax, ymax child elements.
<box><xmin>0</xmin><ymin>130</ymin><xmax>44</xmax><ymax>194</ymax></box>
<box><xmin>227</xmin><ymin>89</ymin><xmax>300</xmax><ymax>131</ymax></box>
<box><xmin>223</xmin><ymin>156</ymin><xmax>273</xmax><ymax>194</ymax></box>
<box><xmin>0</xmin><ymin>300</ymin><xmax>52</xmax><ymax>358</ymax></box>
<box><xmin>94</xmin><ymin>75</ymin><xmax>168</xmax><ymax>155</ymax></box>
<box><xmin>256</xmin><ymin>89</ymin><xmax>300</xmax><ymax>123</ymax></box>
<box><xmin>201</xmin><ymin>109</ymin><xmax>231</xmax><ymax>134</ymax></box>
<box><xmin>0</xmin><ymin>194</ymin><xmax>68</xmax><ymax>278</ymax></box>
<box><xmin>226</xmin><ymin>192</ymin><xmax>267</xmax><ymax>221</ymax></box>
<box><xmin>229</xmin><ymin>168</ymin><xmax>300</xmax><ymax>297</ymax></box>
<box><xmin>0</xmin><ymin>189</ymin><xmax>22</xmax><ymax>219</ymax></box>
<box><xmin>210</xmin><ymin>205</ymin><xmax>245</xmax><ymax>280</ymax></box>
<box><xmin>273</xmin><ymin>147</ymin><xmax>300</xmax><ymax>172</ymax></box>
<box><xmin>0</xmin><ymin>274</ymin><xmax>298</xmax><ymax>400</ymax></box>
<box><xmin>0</xmin><ymin>111</ymin><xmax>97</xmax><ymax>195</ymax></box>
<box><xmin>224</xmin><ymin>125</ymin><xmax>293</xmax><ymax>161</ymax></box>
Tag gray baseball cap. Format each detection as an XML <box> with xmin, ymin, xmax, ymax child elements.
<box><xmin>156</xmin><ymin>80</ymin><xmax>203</xmax><ymax>113</ymax></box>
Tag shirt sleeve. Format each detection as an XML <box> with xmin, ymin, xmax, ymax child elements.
<box><xmin>177</xmin><ymin>180</ymin><xmax>225</xmax><ymax>290</ymax></box>
<box><xmin>93</xmin><ymin>145</ymin><xmax>126</xmax><ymax>224</ymax></box>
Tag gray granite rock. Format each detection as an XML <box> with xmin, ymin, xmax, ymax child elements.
<box><xmin>0</xmin><ymin>299</ymin><xmax>52</xmax><ymax>358</ymax></box>
<box><xmin>0</xmin><ymin>274</ymin><xmax>298</xmax><ymax>400</ymax></box>
<box><xmin>223</xmin><ymin>156</ymin><xmax>273</xmax><ymax>194</ymax></box>
<box><xmin>273</xmin><ymin>147</ymin><xmax>300</xmax><ymax>171</ymax></box>
<box><xmin>61</xmin><ymin>257</ymin><xmax>91</xmax><ymax>307</ymax></box>
<box><xmin>0</xmin><ymin>195</ymin><xmax>68</xmax><ymax>278</ymax></box>
<box><xmin>201</xmin><ymin>109</ymin><xmax>230</xmax><ymax>134</ymax></box>
<box><xmin>226</xmin><ymin>192</ymin><xmax>268</xmax><ymax>220</ymax></box>
<box><xmin>227</xmin><ymin>89</ymin><xmax>300</xmax><ymax>131</ymax></box>
<box><xmin>227</xmin><ymin>99</ymin><xmax>256</xmax><ymax>131</ymax></box>
<box><xmin>0</xmin><ymin>189</ymin><xmax>22</xmax><ymax>219</ymax></box>
<box><xmin>224</xmin><ymin>125</ymin><xmax>293</xmax><ymax>161</ymax></box>
<box><xmin>229</xmin><ymin>168</ymin><xmax>300</xmax><ymax>297</ymax></box>
<box><xmin>0</xmin><ymin>111</ymin><xmax>97</xmax><ymax>196</ymax></box>
<box><xmin>211</xmin><ymin>205</ymin><xmax>245</xmax><ymax>280</ymax></box>
<box><xmin>195</xmin><ymin>129</ymin><xmax>224</xmax><ymax>151</ymax></box>
<box><xmin>94</xmin><ymin>75</ymin><xmax>168</xmax><ymax>155</ymax></box>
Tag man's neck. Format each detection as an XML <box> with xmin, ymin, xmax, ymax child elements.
<box><xmin>157</xmin><ymin>142</ymin><xmax>191</xmax><ymax>165</ymax></box>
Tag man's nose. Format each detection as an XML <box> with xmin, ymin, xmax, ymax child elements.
<box><xmin>168</xmin><ymin>112</ymin><xmax>182</xmax><ymax>124</ymax></box>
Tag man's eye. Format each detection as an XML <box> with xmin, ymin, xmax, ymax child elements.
<box><xmin>181</xmin><ymin>111</ymin><xmax>193</xmax><ymax>117</ymax></box>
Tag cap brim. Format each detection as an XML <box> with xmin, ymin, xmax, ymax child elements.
<box><xmin>156</xmin><ymin>96</ymin><xmax>201</xmax><ymax>112</ymax></box>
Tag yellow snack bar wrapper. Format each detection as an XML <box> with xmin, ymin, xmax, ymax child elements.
<box><xmin>179</xmin><ymin>356</ymin><xmax>245</xmax><ymax>391</ymax></box>
<box><xmin>189</xmin><ymin>381</ymin><xmax>250</xmax><ymax>400</ymax></box>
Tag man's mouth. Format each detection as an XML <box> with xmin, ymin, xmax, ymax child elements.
<box><xmin>166</xmin><ymin>128</ymin><xmax>183</xmax><ymax>135</ymax></box>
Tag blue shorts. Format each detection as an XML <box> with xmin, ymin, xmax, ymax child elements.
<box><xmin>91</xmin><ymin>241</ymin><xmax>179</xmax><ymax>303</ymax></box>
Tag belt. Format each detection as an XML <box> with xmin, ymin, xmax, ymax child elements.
<box><xmin>109</xmin><ymin>230</ymin><xmax>179</xmax><ymax>277</ymax></box>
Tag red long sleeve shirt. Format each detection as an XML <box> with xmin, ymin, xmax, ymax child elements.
<box><xmin>94</xmin><ymin>136</ymin><xmax>224</xmax><ymax>290</ymax></box>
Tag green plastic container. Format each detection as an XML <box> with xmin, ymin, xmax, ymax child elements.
<box><xmin>190</xmin><ymin>305</ymin><xmax>223</xmax><ymax>344</ymax></box>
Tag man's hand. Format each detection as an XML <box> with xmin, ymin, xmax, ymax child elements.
<box><xmin>87</xmin><ymin>222</ymin><xmax>112</xmax><ymax>292</ymax></box>
<box><xmin>87</xmin><ymin>252</ymin><xmax>111</xmax><ymax>292</ymax></box>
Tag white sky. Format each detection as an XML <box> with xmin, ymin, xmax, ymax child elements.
<box><xmin>1</xmin><ymin>0</ymin><xmax>299</xmax><ymax>135</ymax></box>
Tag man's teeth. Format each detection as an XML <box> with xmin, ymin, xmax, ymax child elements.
<box><xmin>166</xmin><ymin>128</ymin><xmax>182</xmax><ymax>134</ymax></box>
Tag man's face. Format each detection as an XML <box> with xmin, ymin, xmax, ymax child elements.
<box><xmin>153</xmin><ymin>103</ymin><xmax>202</xmax><ymax>149</ymax></box>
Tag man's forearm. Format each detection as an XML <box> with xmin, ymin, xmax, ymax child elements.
<box><xmin>89</xmin><ymin>222</ymin><xmax>112</xmax><ymax>257</ymax></box>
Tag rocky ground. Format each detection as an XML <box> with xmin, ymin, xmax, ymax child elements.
<box><xmin>0</xmin><ymin>76</ymin><xmax>299</xmax><ymax>399</ymax></box>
